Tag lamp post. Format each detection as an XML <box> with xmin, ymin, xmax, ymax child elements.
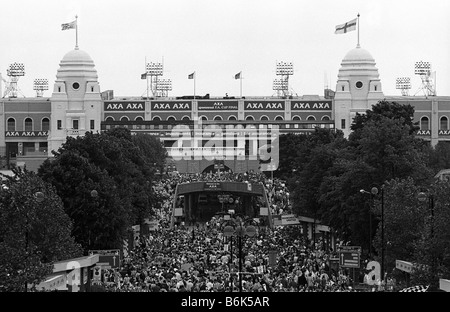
<box><xmin>222</xmin><ymin>215</ymin><xmax>257</xmax><ymax>292</ymax></box>
<box><xmin>360</xmin><ymin>189</ymin><xmax>374</xmax><ymax>258</ymax></box>
<box><xmin>370</xmin><ymin>186</ymin><xmax>385</xmax><ymax>283</ymax></box>
<box><xmin>418</xmin><ymin>191</ymin><xmax>436</xmax><ymax>285</ymax></box>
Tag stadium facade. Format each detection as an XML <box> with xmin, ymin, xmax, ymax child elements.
<box><xmin>1</xmin><ymin>44</ymin><xmax>449</xmax><ymax>172</ymax></box>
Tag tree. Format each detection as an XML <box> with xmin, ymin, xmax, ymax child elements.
<box><xmin>276</xmin><ymin>133</ymin><xmax>309</xmax><ymax>180</ymax></box>
<box><xmin>350</xmin><ymin>100</ymin><xmax>419</xmax><ymax>138</ymax></box>
<box><xmin>0</xmin><ymin>167</ymin><xmax>82</xmax><ymax>292</ymax></box>
<box><xmin>427</xmin><ymin>141</ymin><xmax>450</xmax><ymax>174</ymax></box>
<box><xmin>288</xmin><ymin>128</ymin><xmax>346</xmax><ymax>216</ymax></box>
<box><xmin>38</xmin><ymin>128</ymin><xmax>162</xmax><ymax>251</ymax></box>
<box><xmin>410</xmin><ymin>180</ymin><xmax>450</xmax><ymax>290</ymax></box>
<box><xmin>132</xmin><ymin>132</ymin><xmax>168</xmax><ymax>174</ymax></box>
<box><xmin>38</xmin><ymin>151</ymin><xmax>127</xmax><ymax>251</ymax></box>
<box><xmin>312</xmin><ymin>101</ymin><xmax>432</xmax><ymax>252</ymax></box>
<box><xmin>370</xmin><ymin>178</ymin><xmax>426</xmax><ymax>277</ymax></box>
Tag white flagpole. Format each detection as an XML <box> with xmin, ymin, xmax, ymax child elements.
<box><xmin>145</xmin><ymin>56</ymin><xmax>149</xmax><ymax>99</ymax></box>
<box><xmin>240</xmin><ymin>72</ymin><xmax>242</xmax><ymax>98</ymax></box>
<box><xmin>75</xmin><ymin>15</ymin><xmax>79</xmax><ymax>49</ymax></box>
<box><xmin>357</xmin><ymin>13</ymin><xmax>360</xmax><ymax>47</ymax></box>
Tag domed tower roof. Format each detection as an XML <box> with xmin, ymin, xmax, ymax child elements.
<box><xmin>338</xmin><ymin>45</ymin><xmax>379</xmax><ymax>79</ymax></box>
<box><xmin>55</xmin><ymin>48</ymin><xmax>98</xmax><ymax>80</ymax></box>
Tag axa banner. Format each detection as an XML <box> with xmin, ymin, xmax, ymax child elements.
<box><xmin>5</xmin><ymin>131</ymin><xmax>48</xmax><ymax>137</ymax></box>
<box><xmin>151</xmin><ymin>101</ymin><xmax>192</xmax><ymax>111</ymax></box>
<box><xmin>291</xmin><ymin>101</ymin><xmax>332</xmax><ymax>110</ymax></box>
<box><xmin>104</xmin><ymin>101</ymin><xmax>145</xmax><ymax>111</ymax></box>
<box><xmin>244</xmin><ymin>101</ymin><xmax>285</xmax><ymax>110</ymax></box>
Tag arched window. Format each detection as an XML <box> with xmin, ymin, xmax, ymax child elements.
<box><xmin>152</xmin><ymin>116</ymin><xmax>161</xmax><ymax>121</ymax></box>
<box><xmin>275</xmin><ymin>115</ymin><xmax>284</xmax><ymax>121</ymax></box>
<box><xmin>182</xmin><ymin>116</ymin><xmax>191</xmax><ymax>121</ymax></box>
<box><xmin>292</xmin><ymin>115</ymin><xmax>301</xmax><ymax>121</ymax></box>
<box><xmin>260</xmin><ymin>115</ymin><xmax>269</xmax><ymax>121</ymax></box>
<box><xmin>120</xmin><ymin>116</ymin><xmax>129</xmax><ymax>122</ymax></box>
<box><xmin>321</xmin><ymin>116</ymin><xmax>330</xmax><ymax>121</ymax></box>
<box><xmin>307</xmin><ymin>116</ymin><xmax>316</xmax><ymax>121</ymax></box>
<box><xmin>25</xmin><ymin>118</ymin><xmax>33</xmax><ymax>132</ymax></box>
<box><xmin>167</xmin><ymin>116</ymin><xmax>176</xmax><ymax>122</ymax></box>
<box><xmin>200</xmin><ymin>116</ymin><xmax>208</xmax><ymax>121</ymax></box>
<box><xmin>440</xmin><ymin>116</ymin><xmax>448</xmax><ymax>131</ymax></box>
<box><xmin>135</xmin><ymin>116</ymin><xmax>144</xmax><ymax>121</ymax></box>
<box><xmin>213</xmin><ymin>115</ymin><xmax>223</xmax><ymax>121</ymax></box>
<box><xmin>421</xmin><ymin>116</ymin><xmax>429</xmax><ymax>130</ymax></box>
<box><xmin>41</xmin><ymin>118</ymin><xmax>50</xmax><ymax>131</ymax></box>
<box><xmin>228</xmin><ymin>115</ymin><xmax>237</xmax><ymax>121</ymax></box>
<box><xmin>7</xmin><ymin>118</ymin><xmax>15</xmax><ymax>131</ymax></box>
<box><xmin>105</xmin><ymin>116</ymin><xmax>115</xmax><ymax>121</ymax></box>
<box><xmin>245</xmin><ymin>115</ymin><xmax>254</xmax><ymax>121</ymax></box>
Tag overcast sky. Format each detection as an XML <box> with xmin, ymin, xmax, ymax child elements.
<box><xmin>1</xmin><ymin>0</ymin><xmax>449</xmax><ymax>98</ymax></box>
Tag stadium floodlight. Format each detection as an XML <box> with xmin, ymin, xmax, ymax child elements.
<box><xmin>156</xmin><ymin>79</ymin><xmax>172</xmax><ymax>91</ymax></box>
<box><xmin>414</xmin><ymin>61</ymin><xmax>436</xmax><ymax>97</ymax></box>
<box><xmin>395</xmin><ymin>77</ymin><xmax>411</xmax><ymax>96</ymax></box>
<box><xmin>274</xmin><ymin>61</ymin><xmax>293</xmax><ymax>97</ymax></box>
<box><xmin>272</xmin><ymin>79</ymin><xmax>285</xmax><ymax>91</ymax></box>
<box><xmin>7</xmin><ymin>62</ymin><xmax>25</xmax><ymax>77</ymax></box>
<box><xmin>3</xmin><ymin>62</ymin><xmax>25</xmax><ymax>98</ymax></box>
<box><xmin>414</xmin><ymin>61</ymin><xmax>431</xmax><ymax>76</ymax></box>
<box><xmin>33</xmin><ymin>78</ymin><xmax>49</xmax><ymax>97</ymax></box>
<box><xmin>146</xmin><ymin>62</ymin><xmax>163</xmax><ymax>76</ymax></box>
<box><xmin>156</xmin><ymin>78</ymin><xmax>172</xmax><ymax>97</ymax></box>
<box><xmin>276</xmin><ymin>61</ymin><xmax>294</xmax><ymax>76</ymax></box>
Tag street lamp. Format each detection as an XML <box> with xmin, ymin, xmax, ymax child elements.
<box><xmin>370</xmin><ymin>186</ymin><xmax>385</xmax><ymax>283</ymax></box>
<box><xmin>418</xmin><ymin>191</ymin><xmax>436</xmax><ymax>284</ymax></box>
<box><xmin>222</xmin><ymin>215</ymin><xmax>258</xmax><ymax>292</ymax></box>
<box><xmin>360</xmin><ymin>189</ymin><xmax>374</xmax><ymax>258</ymax></box>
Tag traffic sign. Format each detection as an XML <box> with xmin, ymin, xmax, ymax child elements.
<box><xmin>339</xmin><ymin>248</ymin><xmax>361</xmax><ymax>268</ymax></box>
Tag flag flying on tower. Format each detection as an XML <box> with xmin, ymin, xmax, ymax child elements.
<box><xmin>61</xmin><ymin>20</ymin><xmax>77</xmax><ymax>31</ymax></box>
<box><xmin>335</xmin><ymin>18</ymin><xmax>357</xmax><ymax>34</ymax></box>
<box><xmin>235</xmin><ymin>72</ymin><xmax>241</xmax><ymax>79</ymax></box>
<box><xmin>188</xmin><ymin>72</ymin><xmax>195</xmax><ymax>79</ymax></box>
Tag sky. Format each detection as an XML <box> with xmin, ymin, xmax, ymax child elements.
<box><xmin>0</xmin><ymin>0</ymin><xmax>449</xmax><ymax>98</ymax></box>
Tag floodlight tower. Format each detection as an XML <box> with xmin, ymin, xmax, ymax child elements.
<box><xmin>146</xmin><ymin>62</ymin><xmax>163</xmax><ymax>98</ymax></box>
<box><xmin>275</xmin><ymin>61</ymin><xmax>293</xmax><ymax>98</ymax></box>
<box><xmin>156</xmin><ymin>78</ymin><xmax>172</xmax><ymax>97</ymax></box>
<box><xmin>414</xmin><ymin>61</ymin><xmax>436</xmax><ymax>97</ymax></box>
<box><xmin>395</xmin><ymin>77</ymin><xmax>411</xmax><ymax>96</ymax></box>
<box><xmin>3</xmin><ymin>62</ymin><xmax>25</xmax><ymax>98</ymax></box>
<box><xmin>272</xmin><ymin>79</ymin><xmax>285</xmax><ymax>97</ymax></box>
<box><xmin>33</xmin><ymin>78</ymin><xmax>49</xmax><ymax>97</ymax></box>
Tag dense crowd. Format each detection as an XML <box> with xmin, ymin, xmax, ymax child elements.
<box><xmin>95</xmin><ymin>171</ymin><xmax>385</xmax><ymax>292</ymax></box>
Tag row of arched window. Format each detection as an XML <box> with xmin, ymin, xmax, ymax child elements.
<box><xmin>7</xmin><ymin>117</ymin><xmax>50</xmax><ymax>132</ymax></box>
<box><xmin>420</xmin><ymin>116</ymin><xmax>449</xmax><ymax>131</ymax></box>
<box><xmin>104</xmin><ymin>115</ymin><xmax>331</xmax><ymax>122</ymax></box>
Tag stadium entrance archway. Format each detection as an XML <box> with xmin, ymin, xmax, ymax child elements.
<box><xmin>171</xmin><ymin>181</ymin><xmax>273</xmax><ymax>229</ymax></box>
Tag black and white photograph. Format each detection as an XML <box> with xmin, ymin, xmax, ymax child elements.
<box><xmin>0</xmin><ymin>0</ymin><xmax>449</xmax><ymax>308</ymax></box>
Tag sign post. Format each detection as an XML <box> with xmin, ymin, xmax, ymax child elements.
<box><xmin>337</xmin><ymin>246</ymin><xmax>361</xmax><ymax>287</ymax></box>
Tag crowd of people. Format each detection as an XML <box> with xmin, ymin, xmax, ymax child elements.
<box><xmin>94</xmin><ymin>170</ymin><xmax>389</xmax><ymax>292</ymax></box>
